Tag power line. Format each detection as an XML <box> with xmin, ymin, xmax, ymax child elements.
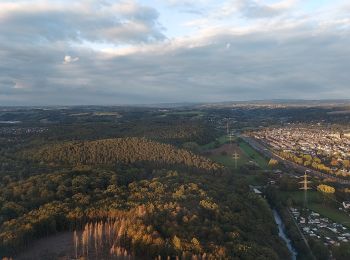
<box><xmin>226</xmin><ymin>121</ymin><xmax>229</xmax><ymax>140</ymax></box>
<box><xmin>233</xmin><ymin>151</ymin><xmax>240</xmax><ymax>169</ymax></box>
<box><xmin>226</xmin><ymin>121</ymin><xmax>232</xmax><ymax>144</ymax></box>
<box><xmin>299</xmin><ymin>171</ymin><xmax>312</xmax><ymax>208</ymax></box>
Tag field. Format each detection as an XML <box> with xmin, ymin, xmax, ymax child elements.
<box><xmin>237</xmin><ymin>139</ymin><xmax>269</xmax><ymax>169</ymax></box>
<box><xmin>201</xmin><ymin>135</ymin><xmax>269</xmax><ymax>171</ymax></box>
<box><xmin>282</xmin><ymin>191</ymin><xmax>350</xmax><ymax>228</ymax></box>
<box><xmin>309</xmin><ymin>204</ymin><xmax>350</xmax><ymax>228</ymax></box>
<box><xmin>162</xmin><ymin>111</ymin><xmax>205</xmax><ymax>117</ymax></box>
<box><xmin>200</xmin><ymin>135</ymin><xmax>230</xmax><ymax>150</ymax></box>
<box><xmin>208</xmin><ymin>143</ymin><xmax>248</xmax><ymax>169</ymax></box>
<box><xmin>282</xmin><ymin>191</ymin><xmax>322</xmax><ymax>204</ymax></box>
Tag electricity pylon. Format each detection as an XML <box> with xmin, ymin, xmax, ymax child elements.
<box><xmin>233</xmin><ymin>151</ymin><xmax>240</xmax><ymax>169</ymax></box>
<box><xmin>226</xmin><ymin>121</ymin><xmax>232</xmax><ymax>144</ymax></box>
<box><xmin>299</xmin><ymin>171</ymin><xmax>311</xmax><ymax>208</ymax></box>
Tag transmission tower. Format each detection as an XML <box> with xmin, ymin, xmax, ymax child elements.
<box><xmin>233</xmin><ymin>151</ymin><xmax>240</xmax><ymax>169</ymax></box>
<box><xmin>226</xmin><ymin>121</ymin><xmax>232</xmax><ymax>144</ymax></box>
<box><xmin>299</xmin><ymin>171</ymin><xmax>311</xmax><ymax>208</ymax></box>
<box><xmin>226</xmin><ymin>122</ymin><xmax>229</xmax><ymax>141</ymax></box>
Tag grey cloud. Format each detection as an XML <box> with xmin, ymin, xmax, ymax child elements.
<box><xmin>237</xmin><ymin>0</ymin><xmax>296</xmax><ymax>18</ymax></box>
<box><xmin>2</xmin><ymin>25</ymin><xmax>350</xmax><ymax>105</ymax></box>
<box><xmin>214</xmin><ymin>0</ymin><xmax>298</xmax><ymax>19</ymax></box>
<box><xmin>0</xmin><ymin>1</ymin><xmax>350</xmax><ymax>105</ymax></box>
<box><xmin>241</xmin><ymin>4</ymin><xmax>282</xmax><ymax>18</ymax></box>
<box><xmin>0</xmin><ymin>1</ymin><xmax>165</xmax><ymax>45</ymax></box>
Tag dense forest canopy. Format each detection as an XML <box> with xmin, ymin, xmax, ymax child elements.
<box><xmin>0</xmin><ymin>167</ymin><xmax>291</xmax><ymax>259</ymax></box>
<box><xmin>27</xmin><ymin>137</ymin><xmax>222</xmax><ymax>172</ymax></box>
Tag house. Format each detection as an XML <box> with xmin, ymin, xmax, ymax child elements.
<box><xmin>327</xmin><ymin>227</ymin><xmax>338</xmax><ymax>233</ymax></box>
<box><xmin>253</xmin><ymin>188</ymin><xmax>262</xmax><ymax>195</ymax></box>
<box><xmin>310</xmin><ymin>212</ymin><xmax>320</xmax><ymax>217</ymax></box>
<box><xmin>342</xmin><ymin>201</ymin><xmax>350</xmax><ymax>209</ymax></box>
<box><xmin>303</xmin><ymin>227</ymin><xmax>310</xmax><ymax>232</ymax></box>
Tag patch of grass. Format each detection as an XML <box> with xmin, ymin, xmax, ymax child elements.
<box><xmin>285</xmin><ymin>191</ymin><xmax>323</xmax><ymax>204</ymax></box>
<box><xmin>238</xmin><ymin>139</ymin><xmax>268</xmax><ymax>169</ymax></box>
<box><xmin>283</xmin><ymin>191</ymin><xmax>350</xmax><ymax>228</ymax></box>
<box><xmin>93</xmin><ymin>112</ymin><xmax>120</xmax><ymax>116</ymax></box>
<box><xmin>200</xmin><ymin>135</ymin><xmax>230</xmax><ymax>150</ymax></box>
<box><xmin>309</xmin><ymin>204</ymin><xmax>350</xmax><ymax>228</ymax></box>
<box><xmin>201</xmin><ymin>135</ymin><xmax>268</xmax><ymax>171</ymax></box>
<box><xmin>209</xmin><ymin>154</ymin><xmax>247</xmax><ymax>169</ymax></box>
<box><xmin>164</xmin><ymin>111</ymin><xmax>205</xmax><ymax>116</ymax></box>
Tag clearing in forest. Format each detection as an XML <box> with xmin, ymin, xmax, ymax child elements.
<box><xmin>206</xmin><ymin>143</ymin><xmax>249</xmax><ymax>169</ymax></box>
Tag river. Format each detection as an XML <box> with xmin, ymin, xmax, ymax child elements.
<box><xmin>273</xmin><ymin>209</ymin><xmax>298</xmax><ymax>260</ymax></box>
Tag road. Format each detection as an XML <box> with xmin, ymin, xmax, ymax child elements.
<box><xmin>240</xmin><ymin>135</ymin><xmax>350</xmax><ymax>186</ymax></box>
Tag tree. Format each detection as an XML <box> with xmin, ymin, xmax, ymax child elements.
<box><xmin>268</xmin><ymin>159</ymin><xmax>278</xmax><ymax>167</ymax></box>
<box><xmin>332</xmin><ymin>243</ymin><xmax>350</xmax><ymax>260</ymax></box>
<box><xmin>191</xmin><ymin>237</ymin><xmax>201</xmax><ymax>253</ymax></box>
<box><xmin>172</xmin><ymin>235</ymin><xmax>181</xmax><ymax>251</ymax></box>
<box><xmin>317</xmin><ymin>184</ymin><xmax>335</xmax><ymax>194</ymax></box>
<box><xmin>309</xmin><ymin>238</ymin><xmax>329</xmax><ymax>260</ymax></box>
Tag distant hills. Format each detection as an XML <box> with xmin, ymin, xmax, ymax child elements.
<box><xmin>2</xmin><ymin>99</ymin><xmax>350</xmax><ymax>109</ymax></box>
<box><xmin>196</xmin><ymin>99</ymin><xmax>350</xmax><ymax>108</ymax></box>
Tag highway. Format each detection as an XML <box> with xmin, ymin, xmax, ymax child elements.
<box><xmin>240</xmin><ymin>135</ymin><xmax>350</xmax><ymax>186</ymax></box>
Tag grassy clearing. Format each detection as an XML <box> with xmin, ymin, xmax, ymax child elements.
<box><xmin>93</xmin><ymin>112</ymin><xmax>120</xmax><ymax>116</ymax></box>
<box><xmin>283</xmin><ymin>191</ymin><xmax>322</xmax><ymax>204</ymax></box>
<box><xmin>200</xmin><ymin>135</ymin><xmax>230</xmax><ymax>150</ymax></box>
<box><xmin>238</xmin><ymin>139</ymin><xmax>269</xmax><ymax>169</ymax></box>
<box><xmin>201</xmin><ymin>135</ymin><xmax>268</xmax><ymax>170</ymax></box>
<box><xmin>209</xmin><ymin>154</ymin><xmax>248</xmax><ymax>169</ymax></box>
<box><xmin>164</xmin><ymin>111</ymin><xmax>205</xmax><ymax>116</ymax></box>
<box><xmin>308</xmin><ymin>204</ymin><xmax>350</xmax><ymax>228</ymax></box>
<box><xmin>283</xmin><ymin>191</ymin><xmax>350</xmax><ymax>228</ymax></box>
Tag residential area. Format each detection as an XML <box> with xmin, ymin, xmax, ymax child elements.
<box><xmin>0</xmin><ymin>126</ymin><xmax>48</xmax><ymax>136</ymax></box>
<box><xmin>250</xmin><ymin>126</ymin><xmax>350</xmax><ymax>177</ymax></box>
<box><xmin>291</xmin><ymin>207</ymin><xmax>350</xmax><ymax>246</ymax></box>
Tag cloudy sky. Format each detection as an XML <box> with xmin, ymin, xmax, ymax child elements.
<box><xmin>0</xmin><ymin>0</ymin><xmax>349</xmax><ymax>105</ymax></box>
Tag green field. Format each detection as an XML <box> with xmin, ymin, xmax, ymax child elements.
<box><xmin>201</xmin><ymin>135</ymin><xmax>268</xmax><ymax>170</ymax></box>
<box><xmin>283</xmin><ymin>191</ymin><xmax>350</xmax><ymax>228</ymax></box>
<box><xmin>209</xmin><ymin>153</ymin><xmax>248</xmax><ymax>169</ymax></box>
<box><xmin>200</xmin><ymin>135</ymin><xmax>231</xmax><ymax>150</ymax></box>
<box><xmin>164</xmin><ymin>111</ymin><xmax>205</xmax><ymax>116</ymax></box>
<box><xmin>283</xmin><ymin>191</ymin><xmax>322</xmax><ymax>204</ymax></box>
<box><xmin>238</xmin><ymin>139</ymin><xmax>269</xmax><ymax>169</ymax></box>
<box><xmin>309</xmin><ymin>204</ymin><xmax>350</xmax><ymax>228</ymax></box>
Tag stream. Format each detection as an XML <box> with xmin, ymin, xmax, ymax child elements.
<box><xmin>273</xmin><ymin>209</ymin><xmax>298</xmax><ymax>260</ymax></box>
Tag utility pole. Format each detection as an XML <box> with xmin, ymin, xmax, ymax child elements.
<box><xmin>299</xmin><ymin>171</ymin><xmax>311</xmax><ymax>208</ymax></box>
<box><xmin>226</xmin><ymin>121</ymin><xmax>231</xmax><ymax>144</ymax></box>
<box><xmin>233</xmin><ymin>151</ymin><xmax>240</xmax><ymax>169</ymax></box>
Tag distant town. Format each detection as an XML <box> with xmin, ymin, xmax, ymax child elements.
<box><xmin>250</xmin><ymin>126</ymin><xmax>350</xmax><ymax>177</ymax></box>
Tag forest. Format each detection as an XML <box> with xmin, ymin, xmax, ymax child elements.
<box><xmin>26</xmin><ymin>137</ymin><xmax>222</xmax><ymax>172</ymax></box>
<box><xmin>0</xmin><ymin>167</ymin><xmax>291</xmax><ymax>259</ymax></box>
<box><xmin>4</xmin><ymin>105</ymin><xmax>348</xmax><ymax>258</ymax></box>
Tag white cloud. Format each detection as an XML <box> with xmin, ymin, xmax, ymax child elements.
<box><xmin>63</xmin><ymin>55</ymin><xmax>79</xmax><ymax>64</ymax></box>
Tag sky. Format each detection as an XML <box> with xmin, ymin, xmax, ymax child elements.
<box><xmin>0</xmin><ymin>0</ymin><xmax>349</xmax><ymax>105</ymax></box>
